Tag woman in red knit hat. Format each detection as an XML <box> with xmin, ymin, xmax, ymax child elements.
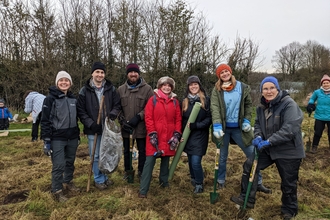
<box><xmin>210</xmin><ymin>63</ymin><xmax>270</xmax><ymax>193</ymax></box>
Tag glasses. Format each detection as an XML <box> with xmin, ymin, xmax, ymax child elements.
<box><xmin>262</xmin><ymin>87</ymin><xmax>277</xmax><ymax>92</ymax></box>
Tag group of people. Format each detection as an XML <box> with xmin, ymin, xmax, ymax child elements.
<box><xmin>3</xmin><ymin>60</ymin><xmax>327</xmax><ymax>220</ymax></box>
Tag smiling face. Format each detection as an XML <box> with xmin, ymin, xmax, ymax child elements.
<box><xmin>57</xmin><ymin>78</ymin><xmax>71</xmax><ymax>93</ymax></box>
<box><xmin>127</xmin><ymin>71</ymin><xmax>140</xmax><ymax>84</ymax></box>
<box><xmin>92</xmin><ymin>69</ymin><xmax>105</xmax><ymax>84</ymax></box>
<box><xmin>262</xmin><ymin>82</ymin><xmax>279</xmax><ymax>101</ymax></box>
<box><xmin>322</xmin><ymin>80</ymin><xmax>330</xmax><ymax>90</ymax></box>
<box><xmin>160</xmin><ymin>83</ymin><xmax>172</xmax><ymax>95</ymax></box>
<box><xmin>219</xmin><ymin>69</ymin><xmax>232</xmax><ymax>82</ymax></box>
<box><xmin>189</xmin><ymin>82</ymin><xmax>200</xmax><ymax>95</ymax></box>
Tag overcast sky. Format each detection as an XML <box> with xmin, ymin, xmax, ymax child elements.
<box><xmin>189</xmin><ymin>0</ymin><xmax>330</xmax><ymax>73</ymax></box>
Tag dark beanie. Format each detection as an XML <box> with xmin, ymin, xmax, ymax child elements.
<box><xmin>0</xmin><ymin>98</ymin><xmax>4</xmax><ymax>104</ymax></box>
<box><xmin>187</xmin><ymin>75</ymin><xmax>201</xmax><ymax>85</ymax></box>
<box><xmin>260</xmin><ymin>76</ymin><xmax>280</xmax><ymax>92</ymax></box>
<box><xmin>126</xmin><ymin>63</ymin><xmax>140</xmax><ymax>75</ymax></box>
<box><xmin>91</xmin><ymin>62</ymin><xmax>106</xmax><ymax>74</ymax></box>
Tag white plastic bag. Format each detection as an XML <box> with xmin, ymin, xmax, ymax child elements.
<box><xmin>99</xmin><ymin>117</ymin><xmax>123</xmax><ymax>174</ymax></box>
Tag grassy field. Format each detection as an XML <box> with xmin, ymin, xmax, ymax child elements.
<box><xmin>1</xmin><ymin>112</ymin><xmax>330</xmax><ymax>220</ymax></box>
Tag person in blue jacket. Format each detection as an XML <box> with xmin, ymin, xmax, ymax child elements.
<box><xmin>0</xmin><ymin>98</ymin><xmax>13</xmax><ymax>130</ymax></box>
<box><xmin>306</xmin><ymin>74</ymin><xmax>330</xmax><ymax>153</ymax></box>
<box><xmin>182</xmin><ymin>76</ymin><xmax>212</xmax><ymax>194</ymax></box>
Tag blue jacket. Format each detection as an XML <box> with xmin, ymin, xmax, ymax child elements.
<box><xmin>0</xmin><ymin>107</ymin><xmax>12</xmax><ymax>119</ymax></box>
<box><xmin>309</xmin><ymin>88</ymin><xmax>330</xmax><ymax>121</ymax></box>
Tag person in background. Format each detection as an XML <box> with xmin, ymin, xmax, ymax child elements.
<box><xmin>0</xmin><ymin>98</ymin><xmax>13</xmax><ymax>130</ymax></box>
<box><xmin>306</xmin><ymin>74</ymin><xmax>330</xmax><ymax>153</ymax></box>
<box><xmin>182</xmin><ymin>75</ymin><xmax>212</xmax><ymax>194</ymax></box>
<box><xmin>210</xmin><ymin>63</ymin><xmax>270</xmax><ymax>194</ymax></box>
<box><xmin>23</xmin><ymin>90</ymin><xmax>46</xmax><ymax>142</ymax></box>
<box><xmin>41</xmin><ymin>71</ymin><xmax>80</xmax><ymax>202</ymax></box>
<box><xmin>231</xmin><ymin>76</ymin><xmax>305</xmax><ymax>220</ymax></box>
<box><xmin>117</xmin><ymin>63</ymin><xmax>153</xmax><ymax>181</ymax></box>
<box><xmin>139</xmin><ymin>76</ymin><xmax>182</xmax><ymax>198</ymax></box>
<box><xmin>77</xmin><ymin>61</ymin><xmax>121</xmax><ymax>190</ymax></box>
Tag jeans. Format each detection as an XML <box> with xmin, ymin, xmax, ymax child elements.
<box><xmin>88</xmin><ymin>134</ymin><xmax>108</xmax><ymax>184</ymax></box>
<box><xmin>139</xmin><ymin>156</ymin><xmax>170</xmax><ymax>195</ymax></box>
<box><xmin>123</xmin><ymin>137</ymin><xmax>146</xmax><ymax>173</ymax></box>
<box><xmin>187</xmin><ymin>154</ymin><xmax>204</xmax><ymax>184</ymax></box>
<box><xmin>51</xmin><ymin>138</ymin><xmax>78</xmax><ymax>192</ymax></box>
<box><xmin>217</xmin><ymin>127</ymin><xmax>262</xmax><ymax>184</ymax></box>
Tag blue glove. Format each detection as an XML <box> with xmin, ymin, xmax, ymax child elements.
<box><xmin>213</xmin><ymin>123</ymin><xmax>224</xmax><ymax>139</ymax></box>
<box><xmin>242</xmin><ymin>118</ymin><xmax>251</xmax><ymax>132</ymax></box>
<box><xmin>252</xmin><ymin>136</ymin><xmax>262</xmax><ymax>147</ymax></box>
<box><xmin>43</xmin><ymin>141</ymin><xmax>52</xmax><ymax>157</ymax></box>
<box><xmin>257</xmin><ymin>140</ymin><xmax>270</xmax><ymax>152</ymax></box>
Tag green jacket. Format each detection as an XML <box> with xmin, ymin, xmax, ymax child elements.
<box><xmin>210</xmin><ymin>82</ymin><xmax>253</xmax><ymax>146</ymax></box>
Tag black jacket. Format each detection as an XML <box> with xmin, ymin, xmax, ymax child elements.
<box><xmin>41</xmin><ymin>86</ymin><xmax>79</xmax><ymax>141</ymax></box>
<box><xmin>182</xmin><ymin>96</ymin><xmax>212</xmax><ymax>156</ymax></box>
<box><xmin>255</xmin><ymin>90</ymin><xmax>305</xmax><ymax>159</ymax></box>
<box><xmin>77</xmin><ymin>78</ymin><xmax>121</xmax><ymax>135</ymax></box>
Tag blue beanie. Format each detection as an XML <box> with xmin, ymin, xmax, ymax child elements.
<box><xmin>260</xmin><ymin>76</ymin><xmax>280</xmax><ymax>92</ymax></box>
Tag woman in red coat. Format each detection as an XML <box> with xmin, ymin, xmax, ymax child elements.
<box><xmin>138</xmin><ymin>76</ymin><xmax>182</xmax><ymax>198</ymax></box>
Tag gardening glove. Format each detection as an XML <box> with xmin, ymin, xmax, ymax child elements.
<box><xmin>91</xmin><ymin>122</ymin><xmax>102</xmax><ymax>134</ymax></box>
<box><xmin>306</xmin><ymin>103</ymin><xmax>316</xmax><ymax>114</ymax></box>
<box><xmin>127</xmin><ymin>114</ymin><xmax>141</xmax><ymax>128</ymax></box>
<box><xmin>122</xmin><ymin>121</ymin><xmax>133</xmax><ymax>134</ymax></box>
<box><xmin>242</xmin><ymin>118</ymin><xmax>251</xmax><ymax>132</ymax></box>
<box><xmin>252</xmin><ymin>136</ymin><xmax>262</xmax><ymax>147</ymax></box>
<box><xmin>257</xmin><ymin>140</ymin><xmax>271</xmax><ymax>152</ymax></box>
<box><xmin>148</xmin><ymin>132</ymin><xmax>158</xmax><ymax>147</ymax></box>
<box><xmin>43</xmin><ymin>140</ymin><xmax>52</xmax><ymax>157</ymax></box>
<box><xmin>168</xmin><ymin>131</ymin><xmax>181</xmax><ymax>150</ymax></box>
<box><xmin>109</xmin><ymin>112</ymin><xmax>117</xmax><ymax>120</ymax></box>
<box><xmin>213</xmin><ymin>123</ymin><xmax>224</xmax><ymax>139</ymax></box>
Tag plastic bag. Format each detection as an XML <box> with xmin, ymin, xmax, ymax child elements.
<box><xmin>99</xmin><ymin>117</ymin><xmax>123</xmax><ymax>174</ymax></box>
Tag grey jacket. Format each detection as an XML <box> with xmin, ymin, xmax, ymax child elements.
<box><xmin>254</xmin><ymin>90</ymin><xmax>305</xmax><ymax>159</ymax></box>
<box><xmin>117</xmin><ymin>78</ymin><xmax>153</xmax><ymax>138</ymax></box>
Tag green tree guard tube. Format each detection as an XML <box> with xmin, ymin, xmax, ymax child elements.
<box><xmin>168</xmin><ymin>102</ymin><xmax>202</xmax><ymax>180</ymax></box>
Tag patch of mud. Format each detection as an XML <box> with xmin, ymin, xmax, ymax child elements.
<box><xmin>3</xmin><ymin>190</ymin><xmax>29</xmax><ymax>204</ymax></box>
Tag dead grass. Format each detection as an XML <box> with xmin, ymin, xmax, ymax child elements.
<box><xmin>1</xmin><ymin>113</ymin><xmax>330</xmax><ymax>220</ymax></box>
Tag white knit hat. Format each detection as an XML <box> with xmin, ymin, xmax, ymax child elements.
<box><xmin>55</xmin><ymin>71</ymin><xmax>72</xmax><ymax>85</ymax></box>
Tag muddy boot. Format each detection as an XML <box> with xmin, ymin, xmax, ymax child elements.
<box><xmin>311</xmin><ymin>145</ymin><xmax>317</xmax><ymax>154</ymax></box>
<box><xmin>193</xmin><ymin>184</ymin><xmax>204</xmax><ymax>194</ymax></box>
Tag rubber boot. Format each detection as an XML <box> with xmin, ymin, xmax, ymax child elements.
<box><xmin>311</xmin><ymin>145</ymin><xmax>317</xmax><ymax>154</ymax></box>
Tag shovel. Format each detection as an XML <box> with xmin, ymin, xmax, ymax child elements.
<box><xmin>127</xmin><ymin>132</ymin><xmax>135</xmax><ymax>183</ymax></box>
<box><xmin>306</xmin><ymin>113</ymin><xmax>312</xmax><ymax>152</ymax></box>
<box><xmin>238</xmin><ymin>149</ymin><xmax>259</xmax><ymax>218</ymax></box>
<box><xmin>210</xmin><ymin>142</ymin><xmax>220</xmax><ymax>204</ymax></box>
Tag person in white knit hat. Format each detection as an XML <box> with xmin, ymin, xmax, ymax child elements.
<box><xmin>41</xmin><ymin>71</ymin><xmax>80</xmax><ymax>202</ymax></box>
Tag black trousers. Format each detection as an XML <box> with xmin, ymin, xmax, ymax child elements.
<box><xmin>312</xmin><ymin>119</ymin><xmax>330</xmax><ymax>146</ymax></box>
<box><xmin>123</xmin><ymin>137</ymin><xmax>146</xmax><ymax>173</ymax></box>
<box><xmin>32</xmin><ymin>113</ymin><xmax>42</xmax><ymax>139</ymax></box>
<box><xmin>240</xmin><ymin>149</ymin><xmax>301</xmax><ymax>216</ymax></box>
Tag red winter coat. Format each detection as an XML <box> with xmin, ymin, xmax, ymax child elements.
<box><xmin>145</xmin><ymin>90</ymin><xmax>182</xmax><ymax>157</ymax></box>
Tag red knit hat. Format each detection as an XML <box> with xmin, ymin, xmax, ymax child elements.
<box><xmin>320</xmin><ymin>74</ymin><xmax>330</xmax><ymax>85</ymax></box>
<box><xmin>216</xmin><ymin>64</ymin><xmax>232</xmax><ymax>78</ymax></box>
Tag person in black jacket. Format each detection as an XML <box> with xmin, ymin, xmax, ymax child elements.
<box><xmin>182</xmin><ymin>76</ymin><xmax>212</xmax><ymax>193</ymax></box>
<box><xmin>77</xmin><ymin>62</ymin><xmax>121</xmax><ymax>190</ymax></box>
<box><xmin>41</xmin><ymin>71</ymin><xmax>80</xmax><ymax>202</ymax></box>
<box><xmin>230</xmin><ymin>76</ymin><xmax>305</xmax><ymax>220</ymax></box>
